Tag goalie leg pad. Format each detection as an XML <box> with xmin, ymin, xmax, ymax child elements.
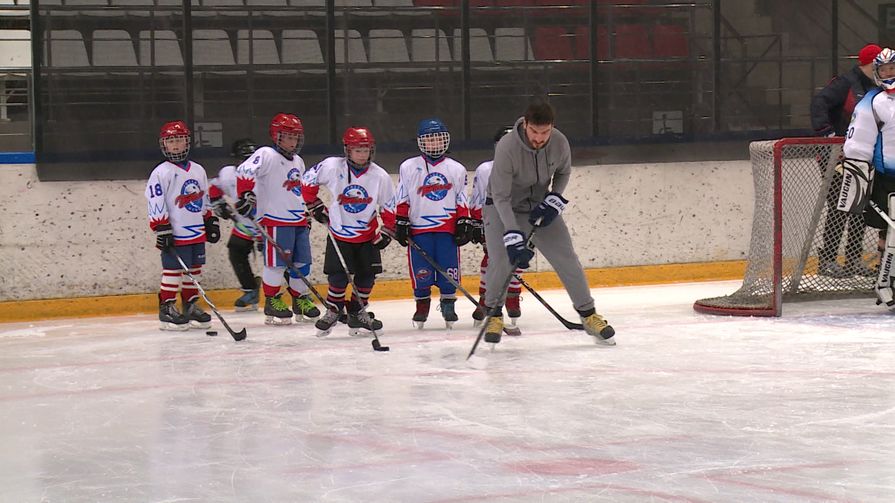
<box><xmin>875</xmin><ymin>194</ymin><xmax>895</xmax><ymax>308</ymax></box>
<box><xmin>837</xmin><ymin>159</ymin><xmax>874</xmax><ymax>214</ymax></box>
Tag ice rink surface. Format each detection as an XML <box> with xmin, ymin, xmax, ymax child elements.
<box><xmin>0</xmin><ymin>280</ymin><xmax>893</xmax><ymax>502</ymax></box>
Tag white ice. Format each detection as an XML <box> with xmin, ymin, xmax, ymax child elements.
<box><xmin>0</xmin><ymin>280</ymin><xmax>893</xmax><ymax>502</ymax></box>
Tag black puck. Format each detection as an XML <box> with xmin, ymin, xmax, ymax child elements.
<box><xmin>206</xmin><ymin>330</ymin><xmax>218</xmax><ymax>336</ymax></box>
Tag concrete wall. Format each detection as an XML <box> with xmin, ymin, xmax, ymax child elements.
<box><xmin>0</xmin><ymin>160</ymin><xmax>754</xmax><ymax>302</ymax></box>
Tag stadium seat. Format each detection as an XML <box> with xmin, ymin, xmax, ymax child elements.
<box><xmin>368</xmin><ymin>29</ymin><xmax>409</xmax><ymax>64</ymax></box>
<box><xmin>653</xmin><ymin>24</ymin><xmax>688</xmax><ymax>58</ymax></box>
<box><xmin>236</xmin><ymin>29</ymin><xmax>279</xmax><ymax>65</ymax></box>
<box><xmin>410</xmin><ymin>29</ymin><xmax>451</xmax><ymax>64</ymax></box>
<box><xmin>45</xmin><ymin>30</ymin><xmax>90</xmax><ymax>67</ymax></box>
<box><xmin>575</xmin><ymin>25</ymin><xmax>608</xmax><ymax>60</ymax></box>
<box><xmin>333</xmin><ymin>29</ymin><xmax>366</xmax><ymax>64</ymax></box>
<box><xmin>494</xmin><ymin>27</ymin><xmax>532</xmax><ymax>61</ymax></box>
<box><xmin>532</xmin><ymin>26</ymin><xmax>572</xmax><ymax>60</ymax></box>
<box><xmin>138</xmin><ymin>30</ymin><xmax>183</xmax><ymax>66</ymax></box>
<box><xmin>64</xmin><ymin>0</ymin><xmax>109</xmax><ymax>5</ymax></box>
<box><xmin>92</xmin><ymin>30</ymin><xmax>138</xmax><ymax>66</ymax></box>
<box><xmin>452</xmin><ymin>27</ymin><xmax>492</xmax><ymax>62</ymax></box>
<box><xmin>192</xmin><ymin>29</ymin><xmax>235</xmax><ymax>66</ymax></box>
<box><xmin>0</xmin><ymin>30</ymin><xmax>30</xmax><ymax>69</ymax></box>
<box><xmin>335</xmin><ymin>0</ymin><xmax>372</xmax><ymax>6</ymax></box>
<box><xmin>613</xmin><ymin>24</ymin><xmax>650</xmax><ymax>59</ymax></box>
<box><xmin>245</xmin><ymin>0</ymin><xmax>286</xmax><ymax>5</ymax></box>
<box><xmin>281</xmin><ymin>29</ymin><xmax>324</xmax><ymax>68</ymax></box>
<box><xmin>374</xmin><ymin>0</ymin><xmax>414</xmax><ymax>6</ymax></box>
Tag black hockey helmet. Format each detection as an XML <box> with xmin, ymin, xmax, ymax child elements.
<box><xmin>231</xmin><ymin>138</ymin><xmax>258</xmax><ymax>160</ymax></box>
<box><xmin>493</xmin><ymin>125</ymin><xmax>514</xmax><ymax>143</ymax></box>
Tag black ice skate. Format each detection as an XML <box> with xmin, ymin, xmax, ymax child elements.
<box><xmin>264</xmin><ymin>294</ymin><xmax>293</xmax><ymax>326</ymax></box>
<box><xmin>159</xmin><ymin>300</ymin><xmax>189</xmax><ymax>331</ymax></box>
<box><xmin>347</xmin><ymin>310</ymin><xmax>383</xmax><ymax>337</ymax></box>
<box><xmin>184</xmin><ymin>299</ymin><xmax>212</xmax><ymax>329</ymax></box>
<box><xmin>412</xmin><ymin>297</ymin><xmax>431</xmax><ymax>329</ymax></box>
<box><xmin>292</xmin><ymin>294</ymin><xmax>321</xmax><ymax>322</ymax></box>
<box><xmin>315</xmin><ymin>306</ymin><xmax>342</xmax><ymax>337</ymax></box>
<box><xmin>483</xmin><ymin>315</ymin><xmax>504</xmax><ymax>345</ymax></box>
<box><xmin>439</xmin><ymin>298</ymin><xmax>458</xmax><ymax>329</ymax></box>
<box><xmin>234</xmin><ymin>288</ymin><xmax>259</xmax><ymax>312</ymax></box>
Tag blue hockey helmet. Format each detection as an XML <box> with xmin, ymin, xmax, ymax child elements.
<box><xmin>873</xmin><ymin>47</ymin><xmax>895</xmax><ymax>94</ymax></box>
<box><xmin>417</xmin><ymin>118</ymin><xmax>450</xmax><ymax>159</ymax></box>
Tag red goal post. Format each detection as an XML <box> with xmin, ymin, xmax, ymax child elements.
<box><xmin>693</xmin><ymin>137</ymin><xmax>877</xmax><ymax>317</ymax></box>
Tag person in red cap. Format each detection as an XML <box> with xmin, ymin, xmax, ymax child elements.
<box><xmin>808</xmin><ymin>43</ymin><xmax>881</xmax><ymax>278</ymax></box>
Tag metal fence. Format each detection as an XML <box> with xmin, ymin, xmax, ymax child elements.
<box><xmin>0</xmin><ymin>0</ymin><xmax>885</xmax><ymax>179</ymax></box>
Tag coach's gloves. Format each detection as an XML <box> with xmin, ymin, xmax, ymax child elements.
<box><xmin>205</xmin><ymin>216</ymin><xmax>221</xmax><ymax>244</ymax></box>
<box><xmin>307</xmin><ymin>198</ymin><xmax>328</xmax><ymax>224</ymax></box>
<box><xmin>529</xmin><ymin>192</ymin><xmax>568</xmax><ymax>227</ymax></box>
<box><xmin>454</xmin><ymin>217</ymin><xmax>473</xmax><ymax>246</ymax></box>
<box><xmin>394</xmin><ymin>215</ymin><xmax>410</xmax><ymax>247</ymax></box>
<box><xmin>470</xmin><ymin>218</ymin><xmax>485</xmax><ymax>245</ymax></box>
<box><xmin>837</xmin><ymin>159</ymin><xmax>874</xmax><ymax>214</ymax></box>
<box><xmin>155</xmin><ymin>223</ymin><xmax>174</xmax><ymax>251</ymax></box>
<box><xmin>373</xmin><ymin>232</ymin><xmax>391</xmax><ymax>250</ymax></box>
<box><xmin>235</xmin><ymin>191</ymin><xmax>256</xmax><ymax>217</ymax></box>
<box><xmin>210</xmin><ymin>195</ymin><xmax>233</xmax><ymax>220</ymax></box>
<box><xmin>503</xmin><ymin>230</ymin><xmax>534</xmax><ymax>269</ymax></box>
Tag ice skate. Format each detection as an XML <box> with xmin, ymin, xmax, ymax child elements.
<box><xmin>264</xmin><ymin>294</ymin><xmax>293</xmax><ymax>325</ymax></box>
<box><xmin>819</xmin><ymin>260</ymin><xmax>850</xmax><ymax>279</ymax></box>
<box><xmin>159</xmin><ymin>301</ymin><xmax>189</xmax><ymax>331</ymax></box>
<box><xmin>483</xmin><ymin>315</ymin><xmax>503</xmax><ymax>345</ymax></box>
<box><xmin>234</xmin><ymin>288</ymin><xmax>259</xmax><ymax>312</ymax></box>
<box><xmin>314</xmin><ymin>307</ymin><xmax>341</xmax><ymax>337</ymax></box>
<box><xmin>580</xmin><ymin>311</ymin><xmax>616</xmax><ymax>346</ymax></box>
<box><xmin>503</xmin><ymin>293</ymin><xmax>522</xmax><ymax>336</ymax></box>
<box><xmin>347</xmin><ymin>310</ymin><xmax>383</xmax><ymax>337</ymax></box>
<box><xmin>846</xmin><ymin>260</ymin><xmax>877</xmax><ymax>278</ymax></box>
<box><xmin>292</xmin><ymin>294</ymin><xmax>321</xmax><ymax>322</ymax></box>
<box><xmin>412</xmin><ymin>297</ymin><xmax>431</xmax><ymax>329</ymax></box>
<box><xmin>472</xmin><ymin>297</ymin><xmax>486</xmax><ymax>327</ymax></box>
<box><xmin>439</xmin><ymin>298</ymin><xmax>458</xmax><ymax>329</ymax></box>
<box><xmin>184</xmin><ymin>300</ymin><xmax>212</xmax><ymax>329</ymax></box>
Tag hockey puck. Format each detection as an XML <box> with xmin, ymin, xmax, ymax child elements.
<box><xmin>206</xmin><ymin>330</ymin><xmax>218</xmax><ymax>337</ymax></box>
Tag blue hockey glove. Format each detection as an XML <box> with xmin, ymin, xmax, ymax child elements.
<box><xmin>529</xmin><ymin>192</ymin><xmax>568</xmax><ymax>227</ymax></box>
<box><xmin>503</xmin><ymin>230</ymin><xmax>534</xmax><ymax>269</ymax></box>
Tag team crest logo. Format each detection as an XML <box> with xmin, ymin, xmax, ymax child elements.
<box><xmin>338</xmin><ymin>184</ymin><xmax>373</xmax><ymax>214</ymax></box>
<box><xmin>415</xmin><ymin>268</ymin><xmax>432</xmax><ymax>282</ymax></box>
<box><xmin>175</xmin><ymin>179</ymin><xmax>204</xmax><ymax>212</ymax></box>
<box><xmin>283</xmin><ymin>167</ymin><xmax>302</xmax><ymax>195</ymax></box>
<box><xmin>417</xmin><ymin>173</ymin><xmax>452</xmax><ymax>201</ymax></box>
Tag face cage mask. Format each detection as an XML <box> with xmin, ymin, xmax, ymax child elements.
<box><xmin>160</xmin><ymin>135</ymin><xmax>190</xmax><ymax>162</ymax></box>
<box><xmin>275</xmin><ymin>131</ymin><xmax>304</xmax><ymax>155</ymax></box>
<box><xmin>417</xmin><ymin>131</ymin><xmax>450</xmax><ymax>159</ymax></box>
<box><xmin>345</xmin><ymin>145</ymin><xmax>374</xmax><ymax>170</ymax></box>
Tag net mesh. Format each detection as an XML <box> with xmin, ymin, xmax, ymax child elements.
<box><xmin>694</xmin><ymin>138</ymin><xmax>877</xmax><ymax>316</ymax></box>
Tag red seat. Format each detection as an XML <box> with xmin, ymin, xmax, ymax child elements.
<box><xmin>653</xmin><ymin>24</ymin><xmax>688</xmax><ymax>58</ymax></box>
<box><xmin>613</xmin><ymin>24</ymin><xmax>651</xmax><ymax>59</ymax></box>
<box><xmin>533</xmin><ymin>26</ymin><xmax>573</xmax><ymax>60</ymax></box>
<box><xmin>575</xmin><ymin>25</ymin><xmax>608</xmax><ymax>60</ymax></box>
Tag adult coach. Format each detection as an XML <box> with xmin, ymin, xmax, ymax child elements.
<box><xmin>481</xmin><ymin>97</ymin><xmax>616</xmax><ymax>345</ymax></box>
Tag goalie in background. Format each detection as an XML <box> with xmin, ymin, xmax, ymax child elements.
<box><xmin>810</xmin><ymin>43</ymin><xmax>881</xmax><ymax>278</ymax></box>
<box><xmin>841</xmin><ymin>47</ymin><xmax>895</xmax><ymax>308</ymax></box>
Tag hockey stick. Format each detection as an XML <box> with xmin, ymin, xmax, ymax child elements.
<box><xmin>869</xmin><ymin>200</ymin><xmax>895</xmax><ymax>231</ymax></box>
<box><xmin>325</xmin><ymin>228</ymin><xmax>389</xmax><ymax>352</ymax></box>
<box><xmin>172</xmin><ymin>252</ymin><xmax>247</xmax><ymax>342</ymax></box>
<box><xmin>467</xmin><ymin>225</ymin><xmax>540</xmax><ymax>360</ymax></box>
<box><xmin>232</xmin><ymin>214</ymin><xmax>328</xmax><ymax>308</ymax></box>
<box><xmin>513</xmin><ymin>273</ymin><xmax>584</xmax><ymax>330</ymax></box>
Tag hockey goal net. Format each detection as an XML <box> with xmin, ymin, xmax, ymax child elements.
<box><xmin>694</xmin><ymin>137</ymin><xmax>877</xmax><ymax>317</ymax></box>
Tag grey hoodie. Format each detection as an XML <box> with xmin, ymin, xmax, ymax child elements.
<box><xmin>487</xmin><ymin>116</ymin><xmax>572</xmax><ymax>232</ymax></box>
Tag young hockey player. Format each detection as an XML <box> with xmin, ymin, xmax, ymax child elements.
<box><xmin>301</xmin><ymin>127</ymin><xmax>396</xmax><ymax>337</ymax></box>
<box><xmin>481</xmin><ymin>97</ymin><xmax>616</xmax><ymax>346</ymax></box>
<box><xmin>393</xmin><ymin>118</ymin><xmax>472</xmax><ymax>329</ymax></box>
<box><xmin>209</xmin><ymin>138</ymin><xmax>262</xmax><ymax>311</ymax></box>
<box><xmin>469</xmin><ymin>125</ymin><xmax>523</xmax><ymax>331</ymax></box>
<box><xmin>235</xmin><ymin>113</ymin><xmax>320</xmax><ymax>325</ymax></box>
<box><xmin>146</xmin><ymin>120</ymin><xmax>219</xmax><ymax>331</ymax></box>
<box><xmin>840</xmin><ymin>47</ymin><xmax>895</xmax><ymax>309</ymax></box>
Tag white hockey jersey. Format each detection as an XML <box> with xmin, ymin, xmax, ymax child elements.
<box><xmin>844</xmin><ymin>88</ymin><xmax>895</xmax><ymax>175</ymax></box>
<box><xmin>209</xmin><ymin>164</ymin><xmax>252</xmax><ymax>240</ymax></box>
<box><xmin>394</xmin><ymin>155</ymin><xmax>470</xmax><ymax>235</ymax></box>
<box><xmin>145</xmin><ymin>160</ymin><xmax>211</xmax><ymax>246</ymax></box>
<box><xmin>235</xmin><ymin>146</ymin><xmax>309</xmax><ymax>227</ymax></box>
<box><xmin>469</xmin><ymin>160</ymin><xmax>493</xmax><ymax>221</ymax></box>
<box><xmin>302</xmin><ymin>156</ymin><xmax>396</xmax><ymax>243</ymax></box>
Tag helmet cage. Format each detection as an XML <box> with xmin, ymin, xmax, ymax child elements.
<box><xmin>417</xmin><ymin>131</ymin><xmax>450</xmax><ymax>158</ymax></box>
<box><xmin>274</xmin><ymin>130</ymin><xmax>304</xmax><ymax>155</ymax></box>
<box><xmin>159</xmin><ymin>134</ymin><xmax>191</xmax><ymax>162</ymax></box>
<box><xmin>873</xmin><ymin>48</ymin><xmax>895</xmax><ymax>93</ymax></box>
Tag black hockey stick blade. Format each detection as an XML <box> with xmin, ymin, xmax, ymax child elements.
<box><xmin>515</xmin><ymin>275</ymin><xmax>583</xmax><ymax>330</ymax></box>
<box><xmin>371</xmin><ymin>338</ymin><xmax>390</xmax><ymax>352</ymax></box>
<box><xmin>213</xmin><ymin>308</ymin><xmax>247</xmax><ymax>341</ymax></box>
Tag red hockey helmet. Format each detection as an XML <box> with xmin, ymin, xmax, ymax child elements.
<box><xmin>269</xmin><ymin>113</ymin><xmax>304</xmax><ymax>154</ymax></box>
<box><xmin>158</xmin><ymin>120</ymin><xmax>191</xmax><ymax>162</ymax></box>
<box><xmin>343</xmin><ymin>127</ymin><xmax>375</xmax><ymax>168</ymax></box>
